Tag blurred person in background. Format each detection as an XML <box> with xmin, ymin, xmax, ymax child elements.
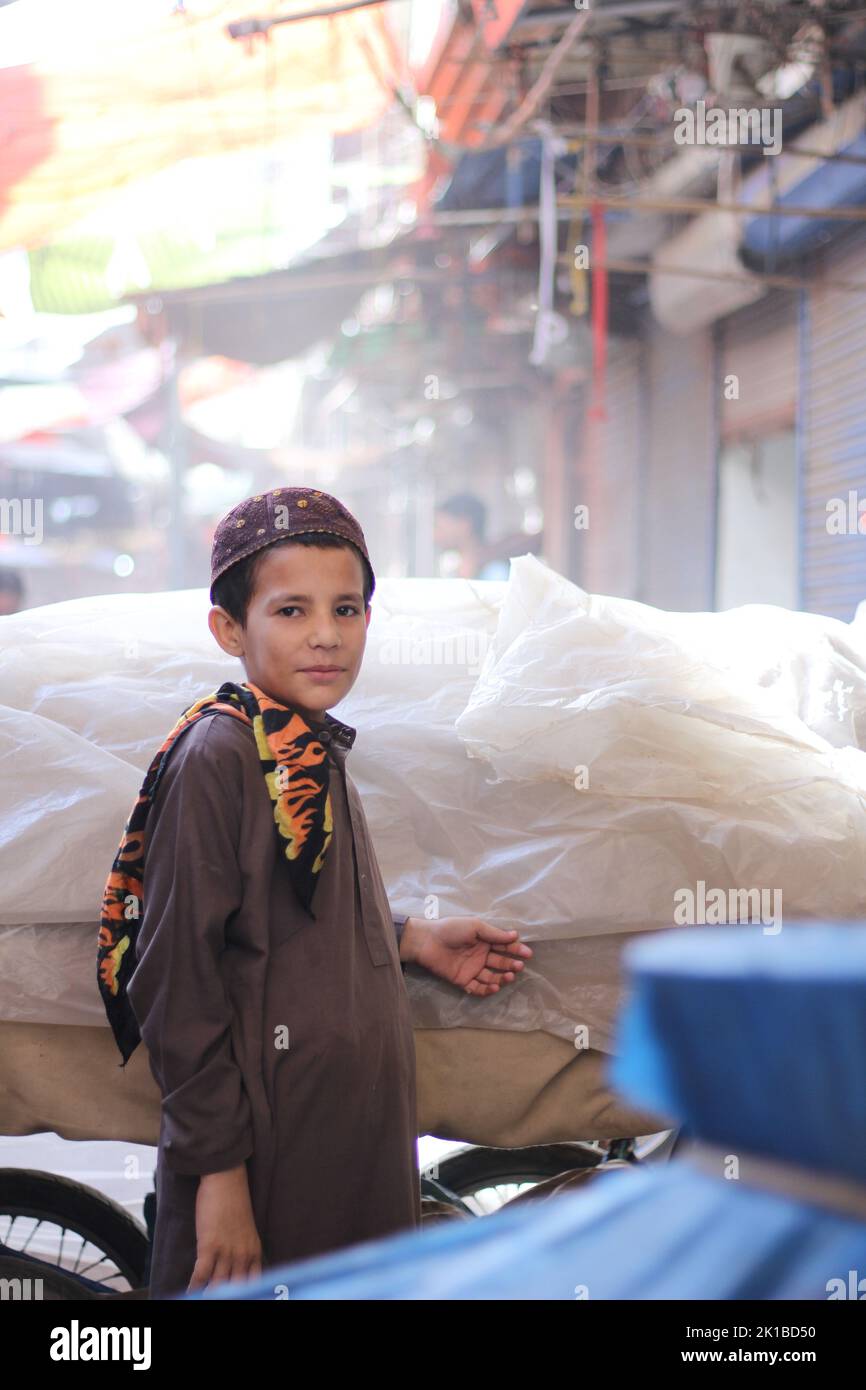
<box><xmin>0</xmin><ymin>567</ymin><xmax>24</xmax><ymax>615</ymax></box>
<box><xmin>433</xmin><ymin>493</ymin><xmax>511</xmax><ymax>582</ymax></box>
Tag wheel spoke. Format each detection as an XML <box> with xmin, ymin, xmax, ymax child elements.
<box><xmin>18</xmin><ymin>1217</ymin><xmax>38</xmax><ymax>1256</ymax></box>
<box><xmin>69</xmin><ymin>1234</ymin><xmax>89</xmax><ymax>1275</ymax></box>
<box><xmin>74</xmin><ymin>1250</ymin><xmax>117</xmax><ymax>1279</ymax></box>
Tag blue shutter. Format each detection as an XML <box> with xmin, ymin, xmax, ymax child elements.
<box><xmin>803</xmin><ymin>225</ymin><xmax>866</xmax><ymax>619</ymax></box>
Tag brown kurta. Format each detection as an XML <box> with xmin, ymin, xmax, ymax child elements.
<box><xmin>126</xmin><ymin>707</ymin><xmax>420</xmax><ymax>1299</ymax></box>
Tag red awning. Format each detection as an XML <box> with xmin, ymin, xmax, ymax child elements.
<box><xmin>0</xmin><ymin>0</ymin><xmax>397</xmax><ymax>254</ymax></box>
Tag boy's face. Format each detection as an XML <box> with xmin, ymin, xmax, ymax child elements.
<box><xmin>209</xmin><ymin>542</ymin><xmax>371</xmax><ymax>720</ymax></box>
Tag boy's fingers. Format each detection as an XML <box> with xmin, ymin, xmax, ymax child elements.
<box><xmin>465</xmin><ymin>978</ymin><xmax>499</xmax><ymax>995</ymax></box>
<box><xmin>188</xmin><ymin>1253</ymin><xmax>215</xmax><ymax>1292</ymax></box>
<box><xmin>477</xmin><ymin>964</ymin><xmax>518</xmax><ymax>984</ymax></box>
<box><xmin>236</xmin><ymin>1250</ymin><xmax>262</xmax><ymax>1282</ymax></box>
<box><xmin>485</xmin><ymin>951</ymin><xmax>525</xmax><ymax>971</ymax></box>
<box><xmin>457</xmin><ymin>929</ymin><xmax>528</xmax><ymax>952</ymax></box>
<box><xmin>475</xmin><ymin>925</ymin><xmax>533</xmax><ymax>954</ymax></box>
<box><xmin>211</xmin><ymin>1253</ymin><xmax>234</xmax><ymax>1288</ymax></box>
<box><xmin>471</xmin><ymin>967</ymin><xmax>497</xmax><ymax>986</ymax></box>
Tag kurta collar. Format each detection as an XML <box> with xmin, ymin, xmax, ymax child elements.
<box><xmin>309</xmin><ymin>709</ymin><xmax>357</xmax><ymax>751</ymax></box>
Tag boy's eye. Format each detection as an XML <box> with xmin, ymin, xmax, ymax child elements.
<box><xmin>278</xmin><ymin>605</ymin><xmax>359</xmax><ymax>617</ymax></box>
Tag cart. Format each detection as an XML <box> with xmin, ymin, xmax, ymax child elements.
<box><xmin>0</xmin><ymin>1130</ymin><xmax>681</xmax><ymax>1300</ymax></box>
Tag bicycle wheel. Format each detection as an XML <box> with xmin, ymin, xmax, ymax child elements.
<box><xmin>425</xmin><ymin>1143</ymin><xmax>604</xmax><ymax>1216</ymax></box>
<box><xmin>0</xmin><ymin>1169</ymin><xmax>148</xmax><ymax>1294</ymax></box>
<box><xmin>0</xmin><ymin>1251</ymin><xmax>108</xmax><ymax>1301</ymax></box>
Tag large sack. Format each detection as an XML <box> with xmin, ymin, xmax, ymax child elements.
<box><xmin>0</xmin><ymin>1022</ymin><xmax>665</xmax><ymax>1146</ymax></box>
<box><xmin>1</xmin><ymin>555</ymin><xmax>865</xmax><ymax>1145</ymax></box>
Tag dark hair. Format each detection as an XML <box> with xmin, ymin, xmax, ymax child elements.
<box><xmin>436</xmin><ymin>492</ymin><xmax>487</xmax><ymax>540</ymax></box>
<box><xmin>211</xmin><ymin>533</ymin><xmax>373</xmax><ymax>628</ymax></box>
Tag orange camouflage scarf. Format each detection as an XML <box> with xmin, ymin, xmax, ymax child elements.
<box><xmin>97</xmin><ymin>679</ymin><xmax>335</xmax><ymax>1066</ymax></box>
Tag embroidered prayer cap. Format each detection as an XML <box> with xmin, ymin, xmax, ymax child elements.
<box><xmin>209</xmin><ymin>487</ymin><xmax>375</xmax><ymax>605</ymax></box>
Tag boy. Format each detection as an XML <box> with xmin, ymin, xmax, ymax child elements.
<box><xmin>98</xmin><ymin>487</ymin><xmax>532</xmax><ymax>1298</ymax></box>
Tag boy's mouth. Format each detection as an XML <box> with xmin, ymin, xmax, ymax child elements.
<box><xmin>300</xmin><ymin>666</ymin><xmax>345</xmax><ymax>682</ymax></box>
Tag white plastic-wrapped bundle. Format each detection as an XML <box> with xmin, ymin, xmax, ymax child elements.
<box><xmin>0</xmin><ymin>577</ymin><xmax>508</xmax><ymax>1023</ymax></box>
<box><xmin>2</xmin><ymin>556</ymin><xmax>866</xmax><ymax>1052</ymax></box>
<box><xmin>451</xmin><ymin>554</ymin><xmax>866</xmax><ymax>935</ymax></box>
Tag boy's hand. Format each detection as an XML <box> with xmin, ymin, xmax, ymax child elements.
<box><xmin>188</xmin><ymin>1164</ymin><xmax>263</xmax><ymax>1293</ymax></box>
<box><xmin>401</xmin><ymin>916</ymin><xmax>533</xmax><ymax>996</ymax></box>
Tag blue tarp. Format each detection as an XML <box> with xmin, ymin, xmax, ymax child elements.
<box><xmin>186</xmin><ymin>1159</ymin><xmax>866</xmax><ymax>1300</ymax></box>
<box><xmin>611</xmin><ymin>923</ymin><xmax>866</xmax><ymax>1183</ymax></box>
<box><xmin>742</xmin><ymin>132</ymin><xmax>866</xmax><ymax>263</ymax></box>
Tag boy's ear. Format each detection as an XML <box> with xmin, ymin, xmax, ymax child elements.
<box><xmin>208</xmin><ymin>604</ymin><xmax>244</xmax><ymax>659</ymax></box>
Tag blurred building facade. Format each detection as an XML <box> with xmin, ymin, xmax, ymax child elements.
<box><xmin>1</xmin><ymin>0</ymin><xmax>865</xmax><ymax>618</ymax></box>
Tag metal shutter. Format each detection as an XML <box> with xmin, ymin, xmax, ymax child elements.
<box><xmin>644</xmin><ymin>319</ymin><xmax>716</xmax><ymax>610</ymax></box>
<box><xmin>579</xmin><ymin>336</ymin><xmax>644</xmax><ymax>599</ymax></box>
<box><xmin>803</xmin><ymin>225</ymin><xmax>866</xmax><ymax>619</ymax></box>
<box><xmin>719</xmin><ymin>290</ymin><xmax>798</xmax><ymax>440</ymax></box>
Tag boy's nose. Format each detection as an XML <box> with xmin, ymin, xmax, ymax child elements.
<box><xmin>304</xmin><ymin>648</ymin><xmax>343</xmax><ymax>663</ymax></box>
<box><xmin>306</xmin><ymin>626</ymin><xmax>340</xmax><ymax>645</ymax></box>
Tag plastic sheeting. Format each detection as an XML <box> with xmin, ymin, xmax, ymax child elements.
<box><xmin>189</xmin><ymin>923</ymin><xmax>866</xmax><ymax>1301</ymax></box>
<box><xmin>454</xmin><ymin>555</ymin><xmax>866</xmax><ymax>924</ymax></box>
<box><xmin>2</xmin><ymin>557</ymin><xmax>866</xmax><ymax>1049</ymax></box>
